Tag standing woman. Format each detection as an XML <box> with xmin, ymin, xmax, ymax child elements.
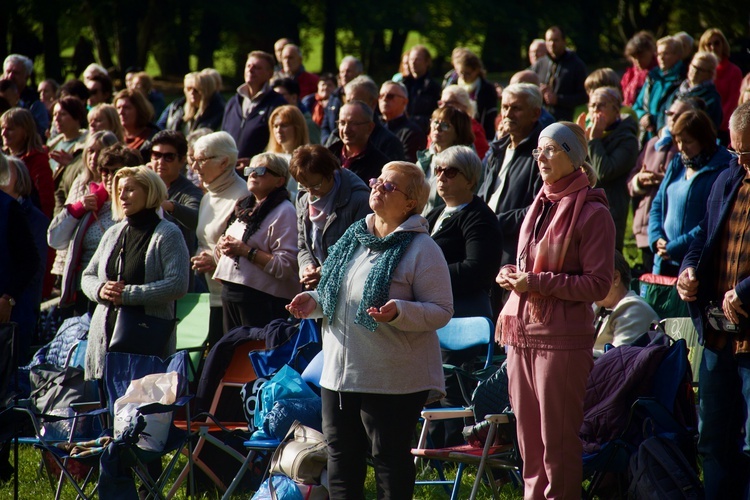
<box><xmin>497</xmin><ymin>122</ymin><xmax>615</xmax><ymax>499</ymax></box>
<box><xmin>577</xmin><ymin>87</ymin><xmax>639</xmax><ymax>251</ymax></box>
<box><xmin>699</xmin><ymin>28</ymin><xmax>743</xmax><ymax>144</ymax></box>
<box><xmin>190</xmin><ymin>131</ymin><xmax>248</xmax><ymax>346</ymax></box>
<box><xmin>1</xmin><ymin>108</ymin><xmax>54</xmax><ymax>217</ymax></box>
<box><xmin>266</xmin><ymin>105</ymin><xmax>311</xmax><ymax>199</ymax></box>
<box><xmin>213</xmin><ymin>153</ymin><xmax>299</xmax><ymax>332</ymax></box>
<box><xmin>48</xmin><ymin>97</ymin><xmax>88</xmax><ymax>214</ymax></box>
<box><xmin>444</xmin><ymin>48</ymin><xmax>498</xmax><ymax>141</ymax></box>
<box><xmin>81</xmin><ymin>166</ymin><xmax>189</xmax><ymax>380</ymax></box>
<box><xmin>287</xmin><ymin>162</ymin><xmax>453</xmax><ymax>499</ymax></box>
<box><xmin>114</xmin><ymin>88</ymin><xmax>160</xmax><ymax>161</ymax></box>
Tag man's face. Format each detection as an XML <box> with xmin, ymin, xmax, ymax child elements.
<box><xmin>545</xmin><ymin>29</ymin><xmax>566</xmax><ymax>58</ymax></box>
<box><xmin>3</xmin><ymin>62</ymin><xmax>27</xmax><ymax>90</ymax></box>
<box><xmin>244</xmin><ymin>56</ymin><xmax>273</xmax><ymax>89</ymax></box>
<box><xmin>529</xmin><ymin>41</ymin><xmax>548</xmax><ymax>65</ymax></box>
<box><xmin>501</xmin><ymin>93</ymin><xmax>539</xmax><ymax>138</ymax></box>
<box><xmin>338</xmin><ymin>104</ymin><xmax>373</xmax><ymax>150</ymax></box>
<box><xmin>408</xmin><ymin>49</ymin><xmax>429</xmax><ymax>78</ymax></box>
<box><xmin>338</xmin><ymin>60</ymin><xmax>360</xmax><ymax>87</ymax></box>
<box><xmin>150</xmin><ymin>143</ymin><xmax>184</xmax><ymax>185</ymax></box>
<box><xmin>378</xmin><ymin>83</ymin><xmax>408</xmax><ymax>120</ymax></box>
<box><xmin>731</xmin><ymin>126</ymin><xmax>750</xmax><ymax>172</ymax></box>
<box><xmin>281</xmin><ymin>46</ymin><xmax>302</xmax><ymax>75</ymax></box>
<box><xmin>274</xmin><ymin>39</ymin><xmax>290</xmax><ymax>63</ymax></box>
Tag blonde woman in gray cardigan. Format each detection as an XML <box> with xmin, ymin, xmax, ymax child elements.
<box><xmin>287</xmin><ymin>161</ymin><xmax>453</xmax><ymax>500</ymax></box>
<box><xmin>81</xmin><ymin>166</ymin><xmax>189</xmax><ymax>380</ymax></box>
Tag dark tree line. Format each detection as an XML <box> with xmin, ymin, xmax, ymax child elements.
<box><xmin>1</xmin><ymin>0</ymin><xmax>748</xmax><ymax>84</ymax></box>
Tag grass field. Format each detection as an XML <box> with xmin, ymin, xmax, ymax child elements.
<box><xmin>0</xmin><ymin>442</ymin><xmax>523</xmax><ymax>499</ymax></box>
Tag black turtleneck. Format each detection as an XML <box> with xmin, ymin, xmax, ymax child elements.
<box><xmin>106</xmin><ymin>209</ymin><xmax>161</xmax><ymax>285</ymax></box>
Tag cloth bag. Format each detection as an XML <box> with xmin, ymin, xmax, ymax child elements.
<box><xmin>113</xmin><ymin>371</ymin><xmax>178</xmax><ymax>451</ymax></box>
<box><xmin>269</xmin><ymin>421</ymin><xmax>328</xmax><ymax>485</ymax></box>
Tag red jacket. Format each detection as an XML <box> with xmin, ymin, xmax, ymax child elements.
<box><xmin>20</xmin><ymin>148</ymin><xmax>54</xmax><ymax>218</ymax></box>
<box><xmin>714</xmin><ymin>58</ymin><xmax>743</xmax><ymax>133</ymax></box>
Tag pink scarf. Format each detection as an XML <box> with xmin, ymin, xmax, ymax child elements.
<box><xmin>498</xmin><ymin>168</ymin><xmax>592</xmax><ymax>343</ymax></box>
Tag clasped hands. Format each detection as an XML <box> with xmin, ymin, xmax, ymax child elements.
<box><xmin>496</xmin><ymin>267</ymin><xmax>529</xmax><ymax>294</ymax></box>
<box><xmin>677</xmin><ymin>267</ymin><xmax>748</xmax><ymax>325</ymax></box>
<box><xmin>99</xmin><ymin>280</ymin><xmax>125</xmax><ymax>305</ymax></box>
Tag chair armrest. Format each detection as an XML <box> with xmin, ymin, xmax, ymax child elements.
<box><xmin>483</xmin><ymin>414</ymin><xmax>510</xmax><ymax>424</ymax></box>
<box><xmin>70</xmin><ymin>401</ymin><xmax>103</xmax><ymax>413</ymax></box>
<box><xmin>421</xmin><ymin>408</ymin><xmax>473</xmax><ymax>421</ymax></box>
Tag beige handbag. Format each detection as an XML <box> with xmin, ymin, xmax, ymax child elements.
<box><xmin>268</xmin><ymin>421</ymin><xmax>328</xmax><ymax>485</ymax></box>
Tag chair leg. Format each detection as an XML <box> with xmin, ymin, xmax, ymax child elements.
<box><xmin>470</xmin><ymin>422</ymin><xmax>497</xmax><ymax>500</ymax></box>
<box><xmin>221</xmin><ymin>450</ymin><xmax>258</xmax><ymax>500</ymax></box>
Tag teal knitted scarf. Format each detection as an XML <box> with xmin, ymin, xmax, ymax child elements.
<box><xmin>317</xmin><ymin>218</ymin><xmax>415</xmax><ymax>331</ymax></box>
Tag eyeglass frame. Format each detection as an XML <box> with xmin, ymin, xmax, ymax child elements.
<box><xmin>368</xmin><ymin>178</ymin><xmax>409</xmax><ymax>196</ymax></box>
<box><xmin>431</xmin><ymin>119</ymin><xmax>452</xmax><ymax>132</ymax></box>
<box><xmin>191</xmin><ymin>155</ymin><xmax>218</xmax><ymax>166</ymax></box>
<box><xmin>531</xmin><ymin>146</ymin><xmax>562</xmax><ymax>161</ymax></box>
<box><xmin>728</xmin><ymin>149</ymin><xmax>750</xmax><ymax>161</ymax></box>
<box><xmin>434</xmin><ymin>165</ymin><xmax>461</xmax><ymax>179</ymax></box>
<box><xmin>244</xmin><ymin>165</ymin><xmax>282</xmax><ymax>177</ymax></box>
<box><xmin>150</xmin><ymin>151</ymin><xmax>179</xmax><ymax>162</ymax></box>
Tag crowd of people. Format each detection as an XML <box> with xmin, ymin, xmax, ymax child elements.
<box><xmin>2</xmin><ymin>25</ymin><xmax>750</xmax><ymax>499</ymax></box>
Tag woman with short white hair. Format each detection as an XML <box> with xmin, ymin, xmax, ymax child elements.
<box><xmin>190</xmin><ymin>131</ymin><xmax>248</xmax><ymax>345</ymax></box>
<box><xmin>439</xmin><ymin>85</ymin><xmax>489</xmax><ymax>158</ymax></box>
<box><xmin>669</xmin><ymin>51</ymin><xmax>723</xmax><ymax>130</ymax></box>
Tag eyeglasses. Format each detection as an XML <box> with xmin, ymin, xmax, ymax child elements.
<box><xmin>244</xmin><ymin>166</ymin><xmax>281</xmax><ymax>177</ymax></box>
<box><xmin>728</xmin><ymin>149</ymin><xmax>750</xmax><ymax>161</ymax></box>
<box><xmin>431</xmin><ymin>120</ymin><xmax>452</xmax><ymax>132</ymax></box>
<box><xmin>434</xmin><ymin>166</ymin><xmax>461</xmax><ymax>179</ymax></box>
<box><xmin>369</xmin><ymin>178</ymin><xmax>408</xmax><ymax>196</ymax></box>
<box><xmin>98</xmin><ymin>165</ymin><xmax>120</xmax><ymax>175</ymax></box>
<box><xmin>299</xmin><ymin>179</ymin><xmax>325</xmax><ymax>192</ymax></box>
<box><xmin>379</xmin><ymin>93</ymin><xmax>405</xmax><ymax>101</ymax></box>
<box><xmin>587</xmin><ymin>102</ymin><xmax>609</xmax><ymax>111</ymax></box>
<box><xmin>336</xmin><ymin>120</ymin><xmax>370</xmax><ymax>128</ymax></box>
<box><xmin>150</xmin><ymin>151</ymin><xmax>178</xmax><ymax>162</ymax></box>
<box><xmin>192</xmin><ymin>155</ymin><xmax>217</xmax><ymax>166</ymax></box>
<box><xmin>690</xmin><ymin>64</ymin><xmax>712</xmax><ymax>74</ymax></box>
<box><xmin>531</xmin><ymin>147</ymin><xmax>561</xmax><ymax>161</ymax></box>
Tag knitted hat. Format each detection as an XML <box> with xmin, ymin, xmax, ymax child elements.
<box><xmin>539</xmin><ymin>123</ymin><xmax>587</xmax><ymax>167</ymax></box>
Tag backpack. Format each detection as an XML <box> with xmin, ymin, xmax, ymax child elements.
<box><xmin>628</xmin><ymin>435</ymin><xmax>704</xmax><ymax>499</ymax></box>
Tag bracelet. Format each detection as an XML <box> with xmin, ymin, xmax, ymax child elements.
<box><xmin>247</xmin><ymin>247</ymin><xmax>258</xmax><ymax>262</ymax></box>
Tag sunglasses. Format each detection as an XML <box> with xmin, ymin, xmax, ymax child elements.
<box><xmin>98</xmin><ymin>165</ymin><xmax>120</xmax><ymax>175</ymax></box>
<box><xmin>369</xmin><ymin>178</ymin><xmax>408</xmax><ymax>196</ymax></box>
<box><xmin>434</xmin><ymin>166</ymin><xmax>461</xmax><ymax>179</ymax></box>
<box><xmin>244</xmin><ymin>166</ymin><xmax>282</xmax><ymax>178</ymax></box>
<box><xmin>151</xmin><ymin>151</ymin><xmax>178</xmax><ymax>162</ymax></box>
<box><xmin>379</xmin><ymin>93</ymin><xmax>405</xmax><ymax>101</ymax></box>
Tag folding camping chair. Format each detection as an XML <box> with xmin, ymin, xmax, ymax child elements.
<box><xmin>659</xmin><ymin>317</ymin><xmax>702</xmax><ymax>385</ymax></box>
<box><xmin>175</xmin><ymin>293</ymin><xmax>211</xmax><ymax>383</ymax></box>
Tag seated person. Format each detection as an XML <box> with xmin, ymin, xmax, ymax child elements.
<box><xmin>593</xmin><ymin>251</ymin><xmax>659</xmax><ymax>357</ymax></box>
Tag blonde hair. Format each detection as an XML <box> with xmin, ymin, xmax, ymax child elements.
<box><xmin>183</xmin><ymin>71</ymin><xmax>216</xmax><ymax>122</ymax></box>
<box><xmin>590</xmin><ymin>86</ymin><xmax>623</xmax><ymax>111</ymax></box>
<box><xmin>691</xmin><ymin>51</ymin><xmax>719</xmax><ymax>77</ymax></box>
<box><xmin>584</xmin><ymin>68</ymin><xmax>621</xmax><ymax>96</ymax></box>
<box><xmin>0</xmin><ymin>108</ymin><xmax>44</xmax><ymax>154</ymax></box>
<box><xmin>699</xmin><ymin>28</ymin><xmax>730</xmax><ymax>60</ymax></box>
<box><xmin>381</xmin><ymin>161</ymin><xmax>429</xmax><ymax>215</ymax></box>
<box><xmin>111</xmin><ymin>166</ymin><xmax>168</xmax><ymax>220</ymax></box>
<box><xmin>88</xmin><ymin>104</ymin><xmax>125</xmax><ymax>141</ymax></box>
<box><xmin>250</xmin><ymin>152</ymin><xmax>290</xmax><ymax>184</ymax></box>
<box><xmin>657</xmin><ymin>36</ymin><xmax>684</xmax><ymax>60</ymax></box>
<box><xmin>266</xmin><ymin>105</ymin><xmax>310</xmax><ymax>153</ymax></box>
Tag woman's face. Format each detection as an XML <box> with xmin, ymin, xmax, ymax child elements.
<box><xmin>116</xmin><ymin>98</ymin><xmax>137</xmax><ymax>130</ymax></box>
<box><xmin>297</xmin><ymin>171</ymin><xmax>334</xmax><ymax>199</ymax></box>
<box><xmin>272</xmin><ymin>116</ymin><xmax>296</xmax><ymax>151</ymax></box>
<box><xmin>85</xmin><ymin>142</ymin><xmax>104</xmax><ymax>179</ymax></box>
<box><xmin>99</xmin><ymin>163</ymin><xmax>121</xmax><ymax>195</ymax></box>
<box><xmin>38</xmin><ymin>82</ymin><xmax>56</xmax><ymax>105</ymax></box>
<box><xmin>88</xmin><ymin>112</ymin><xmax>109</xmax><ymax>134</ymax></box>
<box><xmin>247</xmin><ymin>163</ymin><xmax>285</xmax><ymax>200</ymax></box>
<box><xmin>536</xmin><ymin>136</ymin><xmax>575</xmax><ymax>185</ymax></box>
<box><xmin>435</xmin><ymin>163</ymin><xmax>473</xmax><ymax>205</ymax></box>
<box><xmin>430</xmin><ymin>117</ymin><xmax>458</xmax><ymax>152</ymax></box>
<box><xmin>455</xmin><ymin>63</ymin><xmax>479</xmax><ymax>84</ymax></box>
<box><xmin>631</xmin><ymin>50</ymin><xmax>654</xmax><ymax>71</ymax></box>
<box><xmin>666</xmin><ymin>101</ymin><xmax>690</xmax><ymax>133</ymax></box>
<box><xmin>192</xmin><ymin>150</ymin><xmax>226</xmax><ymax>185</ymax></box>
<box><xmin>53</xmin><ymin>104</ymin><xmax>79</xmax><ymax>136</ymax></box>
<box><xmin>118</xmin><ymin>176</ymin><xmax>148</xmax><ymax>216</ymax></box>
<box><xmin>1</xmin><ymin>121</ymin><xmax>26</xmax><ymax>152</ymax></box>
<box><xmin>688</xmin><ymin>58</ymin><xmax>713</xmax><ymax>86</ymax></box>
<box><xmin>184</xmin><ymin>81</ymin><xmax>201</xmax><ymax>107</ymax></box>
<box><xmin>587</xmin><ymin>96</ymin><xmax>619</xmax><ymax>129</ymax></box>
<box><xmin>657</xmin><ymin>44</ymin><xmax>680</xmax><ymax>71</ymax></box>
<box><xmin>675</xmin><ymin>132</ymin><xmax>701</xmax><ymax>159</ymax></box>
<box><xmin>369</xmin><ymin>169</ymin><xmax>415</xmax><ymax>221</ymax></box>
<box><xmin>705</xmin><ymin>36</ymin><xmax>724</xmax><ymax>58</ymax></box>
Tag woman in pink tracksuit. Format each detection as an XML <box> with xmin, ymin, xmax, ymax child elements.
<box><xmin>497</xmin><ymin>122</ymin><xmax>615</xmax><ymax>498</ymax></box>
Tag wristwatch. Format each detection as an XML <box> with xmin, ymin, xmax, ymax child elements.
<box><xmin>1</xmin><ymin>294</ymin><xmax>16</xmax><ymax>307</ymax></box>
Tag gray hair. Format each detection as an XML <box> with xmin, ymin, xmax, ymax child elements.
<box><xmin>340</xmin><ymin>55</ymin><xmax>363</xmax><ymax>74</ymax></box>
<box><xmin>250</xmin><ymin>152</ymin><xmax>291</xmax><ymax>184</ymax></box>
<box><xmin>345</xmin><ymin>75</ymin><xmax>378</xmax><ymax>106</ymax></box>
<box><xmin>193</xmin><ymin>131</ymin><xmax>238</xmax><ymax>171</ymax></box>
<box><xmin>381</xmin><ymin>80</ymin><xmax>408</xmax><ymax>97</ymax></box>
<box><xmin>343</xmin><ymin>100</ymin><xmax>374</xmax><ymax>123</ymax></box>
<box><xmin>434</xmin><ymin>145</ymin><xmax>482</xmax><ymax>192</ymax></box>
<box><xmin>3</xmin><ymin>54</ymin><xmax>33</xmax><ymax>76</ymax></box>
<box><xmin>503</xmin><ymin>83</ymin><xmax>543</xmax><ymax>111</ymax></box>
<box><xmin>0</xmin><ymin>155</ymin><xmax>32</xmax><ymax>197</ymax></box>
<box><xmin>442</xmin><ymin>85</ymin><xmax>476</xmax><ymax>117</ymax></box>
<box><xmin>729</xmin><ymin>102</ymin><xmax>750</xmax><ymax>134</ymax></box>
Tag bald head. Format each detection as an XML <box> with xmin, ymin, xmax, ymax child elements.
<box><xmin>281</xmin><ymin>44</ymin><xmax>302</xmax><ymax>75</ymax></box>
<box><xmin>510</xmin><ymin>70</ymin><xmax>540</xmax><ymax>86</ymax></box>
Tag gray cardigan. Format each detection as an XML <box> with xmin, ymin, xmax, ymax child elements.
<box><xmin>81</xmin><ymin>217</ymin><xmax>190</xmax><ymax>379</ymax></box>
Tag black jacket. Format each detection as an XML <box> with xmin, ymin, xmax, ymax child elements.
<box><xmin>477</xmin><ymin>121</ymin><xmax>544</xmax><ymax>266</ymax></box>
<box><xmin>328</xmin><ymin>140</ymin><xmax>390</xmax><ymax>186</ymax></box>
<box><xmin>221</xmin><ymin>89</ymin><xmax>288</xmax><ymax>160</ymax></box>
<box><xmin>325</xmin><ymin>121</ymin><xmax>406</xmax><ymax>162</ymax></box>
<box><xmin>158</xmin><ymin>92</ymin><xmax>225</xmax><ymax>133</ymax></box>
<box><xmin>531</xmin><ymin>50</ymin><xmax>588</xmax><ymax>121</ymax></box>
<box><xmin>403</xmin><ymin>74</ymin><xmax>442</xmax><ymax>135</ymax></box>
<box><xmin>382</xmin><ymin>115</ymin><xmax>427</xmax><ymax>163</ymax></box>
<box><xmin>426</xmin><ymin>196</ymin><xmax>503</xmax><ymax>318</ymax></box>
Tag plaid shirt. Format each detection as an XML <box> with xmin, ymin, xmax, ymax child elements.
<box><xmin>709</xmin><ymin>172</ymin><xmax>750</xmax><ymax>352</ymax></box>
